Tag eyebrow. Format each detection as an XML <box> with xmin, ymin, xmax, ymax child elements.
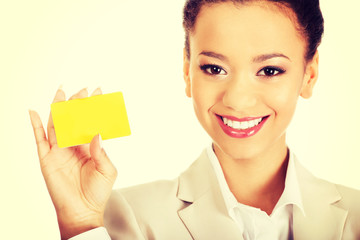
<box><xmin>199</xmin><ymin>51</ymin><xmax>291</xmax><ymax>63</ymax></box>
<box><xmin>253</xmin><ymin>53</ymin><xmax>291</xmax><ymax>63</ymax></box>
<box><xmin>199</xmin><ymin>51</ymin><xmax>228</xmax><ymax>62</ymax></box>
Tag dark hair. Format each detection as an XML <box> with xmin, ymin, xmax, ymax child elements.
<box><xmin>183</xmin><ymin>0</ymin><xmax>324</xmax><ymax>61</ymax></box>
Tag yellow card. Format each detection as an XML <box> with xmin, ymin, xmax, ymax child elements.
<box><xmin>51</xmin><ymin>92</ymin><xmax>131</xmax><ymax>148</ymax></box>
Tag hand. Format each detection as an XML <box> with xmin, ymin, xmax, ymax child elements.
<box><xmin>29</xmin><ymin>88</ymin><xmax>118</xmax><ymax>239</ymax></box>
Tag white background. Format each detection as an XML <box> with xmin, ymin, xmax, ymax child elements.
<box><xmin>1</xmin><ymin>0</ymin><xmax>359</xmax><ymax>239</ymax></box>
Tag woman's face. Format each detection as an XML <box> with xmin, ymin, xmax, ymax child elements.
<box><xmin>183</xmin><ymin>2</ymin><xmax>318</xmax><ymax>161</ymax></box>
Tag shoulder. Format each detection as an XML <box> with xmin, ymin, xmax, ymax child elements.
<box><xmin>105</xmin><ymin>179</ymin><xmax>190</xmax><ymax>239</ymax></box>
<box><xmin>297</xmin><ymin>160</ymin><xmax>360</xmax><ymax>211</ymax></box>
<box><xmin>334</xmin><ymin>184</ymin><xmax>360</xmax><ymax>208</ymax></box>
<box><xmin>294</xmin><ymin>157</ymin><xmax>360</xmax><ymax>237</ymax></box>
<box><xmin>296</xmin><ymin>157</ymin><xmax>360</xmax><ymax>212</ymax></box>
<box><xmin>334</xmin><ymin>184</ymin><xmax>360</xmax><ymax>220</ymax></box>
<box><xmin>333</xmin><ymin>184</ymin><xmax>360</xmax><ymax>237</ymax></box>
<box><xmin>117</xmin><ymin>179</ymin><xmax>181</xmax><ymax>209</ymax></box>
<box><xmin>120</xmin><ymin>179</ymin><xmax>179</xmax><ymax>197</ymax></box>
<box><xmin>302</xmin><ymin>166</ymin><xmax>360</xmax><ymax>235</ymax></box>
<box><xmin>107</xmin><ymin>178</ymin><xmax>183</xmax><ymax>214</ymax></box>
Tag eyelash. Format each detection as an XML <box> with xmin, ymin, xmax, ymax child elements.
<box><xmin>257</xmin><ymin>66</ymin><xmax>285</xmax><ymax>77</ymax></box>
<box><xmin>200</xmin><ymin>64</ymin><xmax>227</xmax><ymax>75</ymax></box>
<box><xmin>199</xmin><ymin>64</ymin><xmax>285</xmax><ymax>78</ymax></box>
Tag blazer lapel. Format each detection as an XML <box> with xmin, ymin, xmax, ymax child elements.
<box><xmin>293</xmin><ymin>158</ymin><xmax>348</xmax><ymax>240</ymax></box>
<box><xmin>176</xmin><ymin>150</ymin><xmax>349</xmax><ymax>239</ymax></box>
<box><xmin>177</xmin><ymin>150</ymin><xmax>244</xmax><ymax>240</ymax></box>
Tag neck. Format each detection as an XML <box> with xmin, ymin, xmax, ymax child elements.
<box><xmin>213</xmin><ymin>141</ymin><xmax>289</xmax><ymax>215</ymax></box>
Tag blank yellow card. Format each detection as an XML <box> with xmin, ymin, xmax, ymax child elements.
<box><xmin>51</xmin><ymin>92</ymin><xmax>131</xmax><ymax>148</ymax></box>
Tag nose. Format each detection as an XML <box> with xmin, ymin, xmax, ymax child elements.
<box><xmin>222</xmin><ymin>73</ymin><xmax>258</xmax><ymax>112</ymax></box>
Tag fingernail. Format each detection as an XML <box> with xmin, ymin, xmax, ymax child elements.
<box><xmin>58</xmin><ymin>84</ymin><xmax>63</xmax><ymax>90</ymax></box>
<box><xmin>99</xmin><ymin>134</ymin><xmax>103</xmax><ymax>149</ymax></box>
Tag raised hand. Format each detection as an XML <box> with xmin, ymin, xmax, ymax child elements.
<box><xmin>29</xmin><ymin>88</ymin><xmax>117</xmax><ymax>239</ymax></box>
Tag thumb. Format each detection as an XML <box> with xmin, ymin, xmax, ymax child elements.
<box><xmin>90</xmin><ymin>134</ymin><xmax>117</xmax><ymax>179</ymax></box>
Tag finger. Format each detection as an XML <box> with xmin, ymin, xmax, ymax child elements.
<box><xmin>52</xmin><ymin>87</ymin><xmax>66</xmax><ymax>103</ymax></box>
<box><xmin>69</xmin><ymin>87</ymin><xmax>88</xmax><ymax>100</ymax></box>
<box><xmin>90</xmin><ymin>134</ymin><xmax>117</xmax><ymax>180</ymax></box>
<box><xmin>91</xmin><ymin>87</ymin><xmax>102</xmax><ymax>97</ymax></box>
<box><xmin>48</xmin><ymin>88</ymin><xmax>66</xmax><ymax>148</ymax></box>
<box><xmin>76</xmin><ymin>143</ymin><xmax>91</xmax><ymax>162</ymax></box>
<box><xmin>29</xmin><ymin>110</ymin><xmax>50</xmax><ymax>160</ymax></box>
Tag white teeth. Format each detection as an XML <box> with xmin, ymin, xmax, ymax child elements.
<box><xmin>240</xmin><ymin>121</ymin><xmax>248</xmax><ymax>129</ymax></box>
<box><xmin>232</xmin><ymin>121</ymin><xmax>240</xmax><ymax>129</ymax></box>
<box><xmin>248</xmin><ymin>120</ymin><xmax>256</xmax><ymax>128</ymax></box>
<box><xmin>224</xmin><ymin>118</ymin><xmax>228</xmax><ymax>125</ymax></box>
<box><xmin>222</xmin><ymin>117</ymin><xmax>263</xmax><ymax>130</ymax></box>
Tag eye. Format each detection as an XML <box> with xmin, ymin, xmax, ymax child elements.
<box><xmin>200</xmin><ymin>64</ymin><xmax>227</xmax><ymax>75</ymax></box>
<box><xmin>257</xmin><ymin>66</ymin><xmax>285</xmax><ymax>77</ymax></box>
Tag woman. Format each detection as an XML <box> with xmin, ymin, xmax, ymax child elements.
<box><xmin>29</xmin><ymin>0</ymin><xmax>360</xmax><ymax>239</ymax></box>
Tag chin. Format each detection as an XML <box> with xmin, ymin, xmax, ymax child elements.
<box><xmin>213</xmin><ymin>139</ymin><xmax>266</xmax><ymax>161</ymax></box>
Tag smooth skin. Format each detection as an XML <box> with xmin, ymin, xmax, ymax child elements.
<box><xmin>183</xmin><ymin>2</ymin><xmax>318</xmax><ymax>214</ymax></box>
<box><xmin>29</xmin><ymin>88</ymin><xmax>117</xmax><ymax>239</ymax></box>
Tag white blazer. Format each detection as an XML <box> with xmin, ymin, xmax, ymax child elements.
<box><xmin>104</xmin><ymin>150</ymin><xmax>360</xmax><ymax>240</ymax></box>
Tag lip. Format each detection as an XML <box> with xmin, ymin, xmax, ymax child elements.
<box><xmin>216</xmin><ymin>114</ymin><xmax>269</xmax><ymax>138</ymax></box>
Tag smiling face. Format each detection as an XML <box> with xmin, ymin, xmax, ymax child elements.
<box><xmin>183</xmin><ymin>2</ymin><xmax>318</xmax><ymax>161</ymax></box>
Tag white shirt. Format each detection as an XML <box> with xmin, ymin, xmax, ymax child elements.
<box><xmin>206</xmin><ymin>145</ymin><xmax>305</xmax><ymax>240</ymax></box>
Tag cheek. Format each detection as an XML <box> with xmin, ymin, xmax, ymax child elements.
<box><xmin>190</xmin><ymin>72</ymin><xmax>218</xmax><ymax>111</ymax></box>
<box><xmin>266</xmin><ymin>78</ymin><xmax>303</xmax><ymax>119</ymax></box>
<box><xmin>263</xmin><ymin>72</ymin><xmax>302</xmax><ymax>118</ymax></box>
<box><xmin>191</xmin><ymin>80</ymin><xmax>213</xmax><ymax>115</ymax></box>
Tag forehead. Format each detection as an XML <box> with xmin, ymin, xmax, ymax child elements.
<box><xmin>190</xmin><ymin>2</ymin><xmax>306</xmax><ymax>62</ymax></box>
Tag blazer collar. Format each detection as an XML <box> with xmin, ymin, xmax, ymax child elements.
<box><xmin>176</xmin><ymin>149</ymin><xmax>348</xmax><ymax>240</ymax></box>
<box><xmin>177</xmin><ymin>150</ymin><xmax>244</xmax><ymax>240</ymax></box>
<box><xmin>292</xmin><ymin>156</ymin><xmax>348</xmax><ymax>240</ymax></box>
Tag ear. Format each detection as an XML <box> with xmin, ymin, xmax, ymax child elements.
<box><xmin>300</xmin><ymin>51</ymin><xmax>319</xmax><ymax>99</ymax></box>
<box><xmin>183</xmin><ymin>48</ymin><xmax>192</xmax><ymax>98</ymax></box>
